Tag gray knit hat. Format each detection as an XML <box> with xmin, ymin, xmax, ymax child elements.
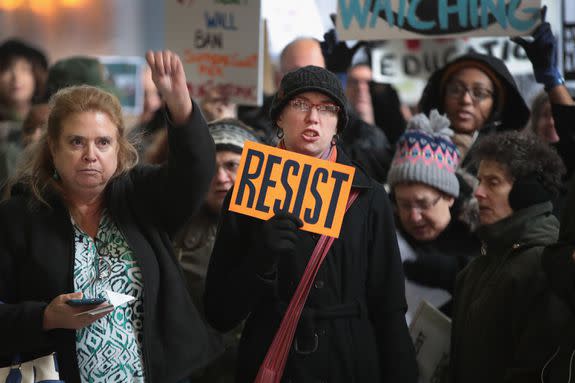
<box><xmin>270</xmin><ymin>65</ymin><xmax>349</xmax><ymax>132</ymax></box>
<box><xmin>208</xmin><ymin>118</ymin><xmax>259</xmax><ymax>154</ymax></box>
<box><xmin>388</xmin><ymin>110</ymin><xmax>460</xmax><ymax>197</ymax></box>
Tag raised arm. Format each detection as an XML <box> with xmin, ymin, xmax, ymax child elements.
<box><xmin>512</xmin><ymin>7</ymin><xmax>575</xmax><ymax>177</ymax></box>
<box><xmin>125</xmin><ymin>51</ymin><xmax>215</xmax><ymax>233</ymax></box>
<box><xmin>146</xmin><ymin>50</ymin><xmax>193</xmax><ymax>124</ymax></box>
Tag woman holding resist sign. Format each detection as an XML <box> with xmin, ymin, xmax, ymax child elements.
<box><xmin>204</xmin><ymin>65</ymin><xmax>417</xmax><ymax>383</ymax></box>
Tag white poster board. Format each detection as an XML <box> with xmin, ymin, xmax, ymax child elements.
<box><xmin>410</xmin><ymin>300</ymin><xmax>452</xmax><ymax>383</ymax></box>
<box><xmin>99</xmin><ymin>56</ymin><xmax>145</xmax><ymax>116</ymax></box>
<box><xmin>165</xmin><ymin>0</ymin><xmax>263</xmax><ymax>106</ymax></box>
<box><xmin>336</xmin><ymin>0</ymin><xmax>541</xmax><ymax>40</ymax></box>
<box><xmin>371</xmin><ymin>37</ymin><xmax>536</xmax><ymax>104</ymax></box>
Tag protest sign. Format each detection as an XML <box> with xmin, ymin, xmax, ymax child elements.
<box><xmin>165</xmin><ymin>0</ymin><xmax>263</xmax><ymax>106</ymax></box>
<box><xmin>336</xmin><ymin>0</ymin><xmax>541</xmax><ymax>40</ymax></box>
<box><xmin>370</xmin><ymin>37</ymin><xmax>534</xmax><ymax>104</ymax></box>
<box><xmin>230</xmin><ymin>141</ymin><xmax>356</xmax><ymax>238</ymax></box>
<box><xmin>410</xmin><ymin>300</ymin><xmax>452</xmax><ymax>383</ymax></box>
<box><xmin>99</xmin><ymin>56</ymin><xmax>145</xmax><ymax>116</ymax></box>
<box><xmin>564</xmin><ymin>0</ymin><xmax>575</xmax><ymax>81</ymax></box>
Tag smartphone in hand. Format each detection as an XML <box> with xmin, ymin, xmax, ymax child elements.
<box><xmin>66</xmin><ymin>297</ymin><xmax>107</xmax><ymax>306</ymax></box>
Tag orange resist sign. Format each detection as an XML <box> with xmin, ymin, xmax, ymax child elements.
<box><xmin>229</xmin><ymin>141</ymin><xmax>355</xmax><ymax>238</ymax></box>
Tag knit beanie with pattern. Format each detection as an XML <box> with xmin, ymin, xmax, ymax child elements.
<box><xmin>388</xmin><ymin>110</ymin><xmax>460</xmax><ymax>197</ymax></box>
<box><xmin>270</xmin><ymin>65</ymin><xmax>349</xmax><ymax>132</ymax></box>
<box><xmin>208</xmin><ymin>118</ymin><xmax>259</xmax><ymax>154</ymax></box>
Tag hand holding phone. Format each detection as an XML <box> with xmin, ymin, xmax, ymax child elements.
<box><xmin>66</xmin><ymin>297</ymin><xmax>107</xmax><ymax>306</ymax></box>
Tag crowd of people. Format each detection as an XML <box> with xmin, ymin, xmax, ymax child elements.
<box><xmin>0</xmin><ymin>5</ymin><xmax>574</xmax><ymax>383</ymax></box>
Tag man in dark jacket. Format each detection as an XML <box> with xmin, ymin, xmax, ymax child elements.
<box><xmin>449</xmin><ymin>131</ymin><xmax>565</xmax><ymax>383</ymax></box>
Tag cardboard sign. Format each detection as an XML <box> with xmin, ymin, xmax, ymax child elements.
<box><xmin>336</xmin><ymin>0</ymin><xmax>541</xmax><ymax>41</ymax></box>
<box><xmin>229</xmin><ymin>141</ymin><xmax>356</xmax><ymax>238</ymax></box>
<box><xmin>370</xmin><ymin>37</ymin><xmax>535</xmax><ymax>104</ymax></box>
<box><xmin>165</xmin><ymin>0</ymin><xmax>264</xmax><ymax>106</ymax></box>
<box><xmin>410</xmin><ymin>301</ymin><xmax>452</xmax><ymax>383</ymax></box>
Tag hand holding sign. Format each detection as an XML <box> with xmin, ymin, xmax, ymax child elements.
<box><xmin>253</xmin><ymin>212</ymin><xmax>303</xmax><ymax>275</ymax></box>
<box><xmin>230</xmin><ymin>142</ymin><xmax>355</xmax><ymax>238</ymax></box>
<box><xmin>511</xmin><ymin>6</ymin><xmax>564</xmax><ymax>90</ymax></box>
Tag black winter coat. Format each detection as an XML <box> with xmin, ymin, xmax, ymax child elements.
<box><xmin>204</xmin><ymin>148</ymin><xmax>418</xmax><ymax>383</ymax></box>
<box><xmin>450</xmin><ymin>203</ymin><xmax>561</xmax><ymax>383</ymax></box>
<box><xmin>540</xmin><ymin>177</ymin><xmax>575</xmax><ymax>383</ymax></box>
<box><xmin>552</xmin><ymin>103</ymin><xmax>575</xmax><ymax>181</ymax></box>
<box><xmin>0</xmin><ymin>104</ymin><xmax>219</xmax><ymax>383</ymax></box>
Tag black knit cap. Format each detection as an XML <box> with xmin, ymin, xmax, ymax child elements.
<box><xmin>270</xmin><ymin>65</ymin><xmax>349</xmax><ymax>132</ymax></box>
<box><xmin>0</xmin><ymin>39</ymin><xmax>48</xmax><ymax>71</ymax></box>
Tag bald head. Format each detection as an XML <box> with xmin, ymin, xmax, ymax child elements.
<box><xmin>278</xmin><ymin>38</ymin><xmax>325</xmax><ymax>81</ymax></box>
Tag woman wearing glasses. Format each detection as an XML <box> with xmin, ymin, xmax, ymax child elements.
<box><xmin>387</xmin><ymin>111</ymin><xmax>481</xmax><ymax>322</ymax></box>
<box><xmin>418</xmin><ymin>51</ymin><xmax>530</xmax><ymax>168</ymax></box>
<box><xmin>204</xmin><ymin>66</ymin><xmax>417</xmax><ymax>383</ymax></box>
<box><xmin>0</xmin><ymin>51</ymin><xmax>218</xmax><ymax>382</ymax></box>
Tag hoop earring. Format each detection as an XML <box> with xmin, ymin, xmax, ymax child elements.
<box><xmin>331</xmin><ymin>134</ymin><xmax>339</xmax><ymax>146</ymax></box>
<box><xmin>276</xmin><ymin>128</ymin><xmax>284</xmax><ymax>139</ymax></box>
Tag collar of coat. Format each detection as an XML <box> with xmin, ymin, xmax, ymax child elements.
<box><xmin>335</xmin><ymin>144</ymin><xmax>372</xmax><ymax>190</ymax></box>
<box><xmin>476</xmin><ymin>201</ymin><xmax>559</xmax><ymax>256</ymax></box>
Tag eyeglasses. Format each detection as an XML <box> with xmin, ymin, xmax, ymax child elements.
<box><xmin>96</xmin><ymin>248</ymin><xmax>111</xmax><ymax>280</ymax></box>
<box><xmin>289</xmin><ymin>98</ymin><xmax>340</xmax><ymax>116</ymax></box>
<box><xmin>445</xmin><ymin>82</ymin><xmax>494</xmax><ymax>103</ymax></box>
<box><xmin>396</xmin><ymin>194</ymin><xmax>442</xmax><ymax>214</ymax></box>
<box><xmin>215</xmin><ymin>160</ymin><xmax>240</xmax><ymax>175</ymax></box>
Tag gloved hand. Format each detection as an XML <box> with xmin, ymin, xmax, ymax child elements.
<box><xmin>511</xmin><ymin>6</ymin><xmax>564</xmax><ymax>91</ymax></box>
<box><xmin>251</xmin><ymin>212</ymin><xmax>303</xmax><ymax>275</ymax></box>
<box><xmin>403</xmin><ymin>253</ymin><xmax>460</xmax><ymax>293</ymax></box>
<box><xmin>321</xmin><ymin>28</ymin><xmax>365</xmax><ymax>73</ymax></box>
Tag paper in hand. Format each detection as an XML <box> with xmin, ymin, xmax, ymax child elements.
<box><xmin>74</xmin><ymin>290</ymin><xmax>135</xmax><ymax>317</ymax></box>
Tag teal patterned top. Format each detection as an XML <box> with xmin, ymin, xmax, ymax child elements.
<box><xmin>72</xmin><ymin>210</ymin><xmax>146</xmax><ymax>382</ymax></box>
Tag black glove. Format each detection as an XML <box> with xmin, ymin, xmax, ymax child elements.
<box><xmin>511</xmin><ymin>6</ymin><xmax>564</xmax><ymax>91</ymax></box>
<box><xmin>403</xmin><ymin>253</ymin><xmax>459</xmax><ymax>292</ymax></box>
<box><xmin>252</xmin><ymin>212</ymin><xmax>303</xmax><ymax>275</ymax></box>
<box><xmin>321</xmin><ymin>28</ymin><xmax>365</xmax><ymax>73</ymax></box>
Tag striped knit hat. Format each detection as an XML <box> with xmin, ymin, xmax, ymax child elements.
<box><xmin>208</xmin><ymin>118</ymin><xmax>259</xmax><ymax>154</ymax></box>
<box><xmin>388</xmin><ymin>110</ymin><xmax>460</xmax><ymax>197</ymax></box>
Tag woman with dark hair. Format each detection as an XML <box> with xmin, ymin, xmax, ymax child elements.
<box><xmin>449</xmin><ymin>131</ymin><xmax>566</xmax><ymax>383</ymax></box>
<box><xmin>0</xmin><ymin>39</ymin><xmax>48</xmax><ymax>122</ymax></box>
<box><xmin>418</xmin><ymin>51</ymin><xmax>530</xmax><ymax>167</ymax></box>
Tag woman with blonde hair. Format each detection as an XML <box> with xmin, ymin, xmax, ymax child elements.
<box><xmin>0</xmin><ymin>51</ymin><xmax>218</xmax><ymax>382</ymax></box>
